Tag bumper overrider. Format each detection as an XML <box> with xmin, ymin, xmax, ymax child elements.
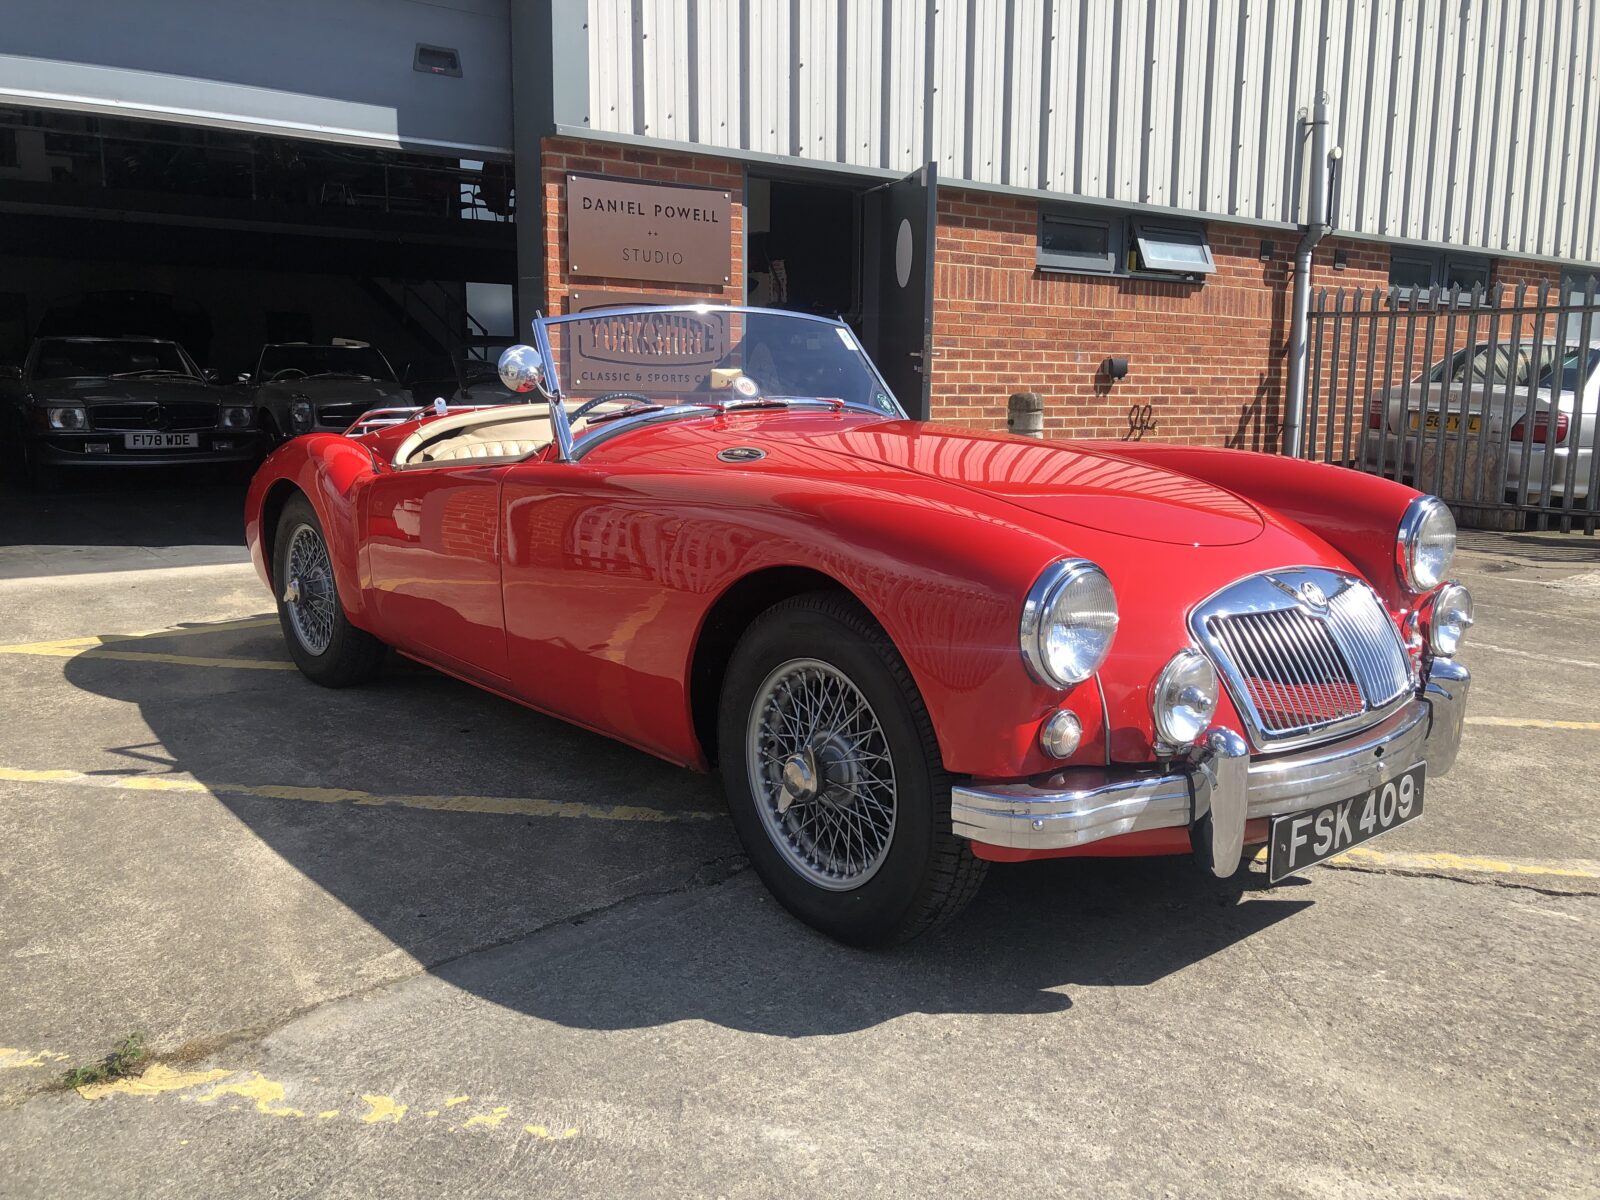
<box><xmin>951</xmin><ymin>657</ymin><xmax>1470</xmax><ymax>876</ymax></box>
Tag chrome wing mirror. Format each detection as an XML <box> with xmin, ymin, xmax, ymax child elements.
<box><xmin>498</xmin><ymin>344</ymin><xmax>548</xmax><ymax>397</ymax></box>
<box><xmin>497</xmin><ymin>344</ymin><xmax>574</xmax><ymax>461</ymax></box>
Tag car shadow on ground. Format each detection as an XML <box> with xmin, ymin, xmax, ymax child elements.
<box><xmin>59</xmin><ymin>620</ymin><xmax>1310</xmax><ymax>1039</ymax></box>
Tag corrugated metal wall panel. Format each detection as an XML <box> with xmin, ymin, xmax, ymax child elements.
<box><xmin>930</xmin><ymin>0</ymin><xmax>968</xmax><ymax>180</ymax></box>
<box><xmin>793</xmin><ymin>0</ymin><xmax>838</xmax><ymax>160</ymax></box>
<box><xmin>586</xmin><ymin>0</ymin><xmax>1600</xmax><ymax>262</ymax></box>
<box><xmin>842</xmin><ymin>0</ymin><xmax>883</xmax><ymax>166</ymax></box>
<box><xmin>639</xmin><ymin>0</ymin><xmax>690</xmax><ymax>143</ymax></box>
<box><xmin>884</xmin><ymin>0</ymin><xmax>927</xmax><ymax>172</ymax></box>
<box><xmin>693</xmin><ymin>0</ymin><xmax>741</xmax><ymax>149</ymax></box>
<box><xmin>746</xmin><ymin>0</ymin><xmax>790</xmax><ymax>157</ymax></box>
<box><xmin>1006</xmin><ymin>0</ymin><xmax>1044</xmax><ymax>190</ymax></box>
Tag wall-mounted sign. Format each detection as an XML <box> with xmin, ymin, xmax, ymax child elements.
<box><xmin>566</xmin><ymin>174</ymin><xmax>732</xmax><ymax>288</ymax></box>
<box><xmin>562</xmin><ymin>306</ymin><xmax>734</xmax><ymax>396</ymax></box>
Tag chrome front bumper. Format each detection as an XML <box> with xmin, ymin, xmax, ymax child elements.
<box><xmin>951</xmin><ymin>658</ymin><xmax>1471</xmax><ymax>875</ymax></box>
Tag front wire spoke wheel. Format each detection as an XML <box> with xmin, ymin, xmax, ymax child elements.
<box><xmin>747</xmin><ymin>659</ymin><xmax>897</xmax><ymax>891</ymax></box>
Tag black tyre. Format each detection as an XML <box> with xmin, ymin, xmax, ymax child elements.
<box><xmin>718</xmin><ymin>592</ymin><xmax>987</xmax><ymax>946</ymax></box>
<box><xmin>272</xmin><ymin>493</ymin><xmax>386</xmax><ymax>687</ymax></box>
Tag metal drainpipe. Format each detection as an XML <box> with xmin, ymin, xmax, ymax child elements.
<box><xmin>1284</xmin><ymin>95</ymin><xmax>1332</xmax><ymax>459</ymax></box>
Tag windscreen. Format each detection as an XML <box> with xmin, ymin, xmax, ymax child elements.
<box><xmin>258</xmin><ymin>345</ymin><xmax>394</xmax><ymax>382</ymax></box>
<box><xmin>33</xmin><ymin>339</ymin><xmax>195</xmax><ymax>380</ymax></box>
<box><xmin>542</xmin><ymin>309</ymin><xmax>899</xmax><ymax>414</ymax></box>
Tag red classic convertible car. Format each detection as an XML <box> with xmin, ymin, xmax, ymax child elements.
<box><xmin>244</xmin><ymin>306</ymin><xmax>1473</xmax><ymax>945</ymax></box>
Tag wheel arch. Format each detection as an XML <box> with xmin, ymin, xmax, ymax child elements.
<box><xmin>256</xmin><ymin>479</ymin><xmax>306</xmax><ymax>590</ymax></box>
<box><xmin>688</xmin><ymin>565</ymin><xmax>890</xmax><ymax>767</ymax></box>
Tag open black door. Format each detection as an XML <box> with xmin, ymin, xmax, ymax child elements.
<box><xmin>861</xmin><ymin>163</ymin><xmax>937</xmax><ymax>420</ymax></box>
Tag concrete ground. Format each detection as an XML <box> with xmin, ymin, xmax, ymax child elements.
<box><xmin>0</xmin><ymin>477</ymin><xmax>1596</xmax><ymax>1199</ymax></box>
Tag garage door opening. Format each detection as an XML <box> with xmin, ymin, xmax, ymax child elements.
<box><xmin>0</xmin><ymin>106</ymin><xmax>515</xmax><ymax>398</ymax></box>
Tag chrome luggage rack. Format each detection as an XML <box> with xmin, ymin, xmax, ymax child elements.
<box><xmin>344</xmin><ymin>402</ymin><xmax>499</xmax><ymax>436</ymax></box>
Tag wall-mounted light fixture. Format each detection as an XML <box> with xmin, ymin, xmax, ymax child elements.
<box><xmin>1332</xmin><ymin>248</ymin><xmax>1348</xmax><ymax>272</ymax></box>
<box><xmin>1102</xmin><ymin>357</ymin><xmax>1130</xmax><ymax>382</ymax></box>
<box><xmin>1259</xmin><ymin>239</ymin><xmax>1275</xmax><ymax>263</ymax></box>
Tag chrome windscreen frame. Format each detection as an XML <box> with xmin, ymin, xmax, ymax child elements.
<box><xmin>1188</xmin><ymin>566</ymin><xmax>1417</xmax><ymax>753</ymax></box>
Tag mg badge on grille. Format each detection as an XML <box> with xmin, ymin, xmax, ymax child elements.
<box><xmin>1266</xmin><ymin>573</ymin><xmax>1330</xmax><ymax>614</ymax></box>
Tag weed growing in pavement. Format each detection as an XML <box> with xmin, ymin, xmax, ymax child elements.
<box><xmin>59</xmin><ymin>1033</ymin><xmax>147</xmax><ymax>1089</ymax></box>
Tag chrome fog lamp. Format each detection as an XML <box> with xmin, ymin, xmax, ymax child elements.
<box><xmin>1039</xmin><ymin>710</ymin><xmax>1083</xmax><ymax>759</ymax></box>
<box><xmin>219</xmin><ymin>405</ymin><xmax>253</xmax><ymax>429</ymax></box>
<box><xmin>1020</xmin><ymin>559</ymin><xmax>1119</xmax><ymax>687</ymax></box>
<box><xmin>47</xmin><ymin>404</ymin><xmax>88</xmax><ymax>431</ymax></box>
<box><xmin>1397</xmin><ymin>496</ymin><xmax>1456</xmax><ymax>593</ymax></box>
<box><xmin>1151</xmin><ymin>649</ymin><xmax>1219</xmax><ymax>748</ymax></box>
<box><xmin>1426</xmin><ymin>582</ymin><xmax>1474</xmax><ymax>657</ymax></box>
<box><xmin>289</xmin><ymin>399</ymin><xmax>314</xmax><ymax>432</ymax></box>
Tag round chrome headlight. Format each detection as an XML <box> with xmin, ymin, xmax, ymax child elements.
<box><xmin>1397</xmin><ymin>496</ymin><xmax>1456</xmax><ymax>593</ymax></box>
<box><xmin>1426</xmin><ymin>582</ymin><xmax>1474</xmax><ymax>656</ymax></box>
<box><xmin>1020</xmin><ymin>560</ymin><xmax>1119</xmax><ymax>688</ymax></box>
<box><xmin>1151</xmin><ymin>649</ymin><xmax>1219</xmax><ymax>747</ymax></box>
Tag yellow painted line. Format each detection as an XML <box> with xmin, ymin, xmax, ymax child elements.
<box><xmin>0</xmin><ymin>616</ymin><xmax>276</xmax><ymax>653</ymax></box>
<box><xmin>1253</xmin><ymin>845</ymin><xmax>1600</xmax><ymax>880</ymax></box>
<box><xmin>0</xmin><ymin>617</ymin><xmax>289</xmax><ymax>671</ymax></box>
<box><xmin>2</xmin><ymin>646</ymin><xmax>295</xmax><ymax>671</ymax></box>
<box><xmin>59</xmin><ymin>1056</ymin><xmax>579</xmax><ymax>1142</ymax></box>
<box><xmin>0</xmin><ymin>1048</ymin><xmax>70</xmax><ymax>1070</ymax></box>
<box><xmin>78</xmin><ymin>1064</ymin><xmax>231</xmax><ymax>1101</ymax></box>
<box><xmin>1467</xmin><ymin>716</ymin><xmax>1600</xmax><ymax>731</ymax></box>
<box><xmin>0</xmin><ymin>765</ymin><xmax>721</xmax><ymax>825</ymax></box>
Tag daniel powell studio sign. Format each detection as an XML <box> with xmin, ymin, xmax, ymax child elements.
<box><xmin>567</xmin><ymin>174</ymin><xmax>732</xmax><ymax>288</ymax></box>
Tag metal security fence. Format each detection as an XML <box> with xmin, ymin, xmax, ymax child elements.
<box><xmin>1302</xmin><ymin>281</ymin><xmax>1600</xmax><ymax>534</ymax></box>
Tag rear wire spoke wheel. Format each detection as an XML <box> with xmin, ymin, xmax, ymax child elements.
<box><xmin>272</xmin><ymin>493</ymin><xmax>386</xmax><ymax>687</ymax></box>
<box><xmin>719</xmin><ymin>592</ymin><xmax>986</xmax><ymax>946</ymax></box>
<box><xmin>283</xmin><ymin>523</ymin><xmax>336</xmax><ymax>656</ymax></box>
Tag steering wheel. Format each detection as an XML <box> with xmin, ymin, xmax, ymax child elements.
<box><xmin>267</xmin><ymin>367</ymin><xmax>307</xmax><ymax>382</ymax></box>
<box><xmin>570</xmin><ymin>391</ymin><xmax>654</xmax><ymax>420</ymax></box>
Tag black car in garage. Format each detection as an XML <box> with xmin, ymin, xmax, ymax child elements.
<box><xmin>246</xmin><ymin>342</ymin><xmax>412</xmax><ymax>444</ymax></box>
<box><xmin>1</xmin><ymin>336</ymin><xmax>258</xmax><ymax>486</ymax></box>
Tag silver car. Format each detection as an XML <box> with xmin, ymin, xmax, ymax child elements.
<box><xmin>1363</xmin><ymin>340</ymin><xmax>1597</xmax><ymax>501</ymax></box>
<box><xmin>247</xmin><ymin>342</ymin><xmax>411</xmax><ymax>445</ymax></box>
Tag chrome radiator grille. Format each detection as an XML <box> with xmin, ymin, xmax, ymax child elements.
<box><xmin>1194</xmin><ymin>569</ymin><xmax>1413</xmax><ymax>748</ymax></box>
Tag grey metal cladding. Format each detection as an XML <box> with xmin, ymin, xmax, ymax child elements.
<box><xmin>2</xmin><ymin>0</ymin><xmax>513</xmax><ymax>154</ymax></box>
<box><xmin>588</xmin><ymin>0</ymin><xmax>1600</xmax><ymax>262</ymax></box>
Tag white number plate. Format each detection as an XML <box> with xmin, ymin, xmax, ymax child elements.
<box><xmin>124</xmin><ymin>432</ymin><xmax>199</xmax><ymax>449</ymax></box>
<box><xmin>1268</xmin><ymin>764</ymin><xmax>1425</xmax><ymax>883</ymax></box>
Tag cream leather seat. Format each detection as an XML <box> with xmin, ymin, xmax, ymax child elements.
<box><xmin>431</xmin><ymin>438</ymin><xmax>545</xmax><ymax>461</ymax></box>
<box><xmin>393</xmin><ymin>398</ymin><xmax>638</xmax><ymax>468</ymax></box>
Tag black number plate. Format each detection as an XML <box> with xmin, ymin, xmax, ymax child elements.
<box><xmin>1268</xmin><ymin>764</ymin><xmax>1425</xmax><ymax>883</ymax></box>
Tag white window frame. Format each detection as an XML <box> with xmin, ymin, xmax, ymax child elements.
<box><xmin>1132</xmin><ymin>223</ymin><xmax>1217</xmax><ymax>276</ymax></box>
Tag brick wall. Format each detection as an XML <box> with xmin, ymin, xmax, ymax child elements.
<box><xmin>540</xmin><ymin>136</ymin><xmax>745</xmax><ymax>313</ymax></box>
<box><xmin>539</xmin><ymin>139</ymin><xmax>1590</xmax><ymax>453</ymax></box>
<box><xmin>928</xmin><ymin>190</ymin><xmax>1405</xmax><ymax>450</ymax></box>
